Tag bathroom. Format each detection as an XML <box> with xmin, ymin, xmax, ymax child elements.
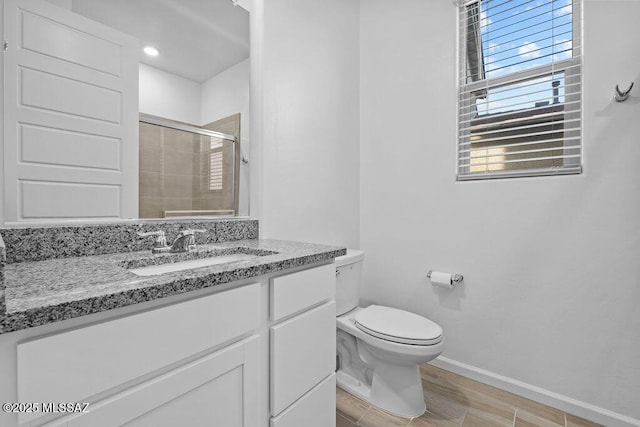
<box><xmin>258</xmin><ymin>1</ymin><xmax>639</xmax><ymax>425</ymax></box>
<box><xmin>0</xmin><ymin>0</ymin><xmax>639</xmax><ymax>427</ymax></box>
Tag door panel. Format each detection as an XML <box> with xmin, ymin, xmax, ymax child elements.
<box><xmin>3</xmin><ymin>0</ymin><xmax>139</xmax><ymax>222</ymax></box>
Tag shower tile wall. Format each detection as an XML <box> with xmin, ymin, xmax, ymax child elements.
<box><xmin>139</xmin><ymin>122</ymin><xmax>235</xmax><ymax>218</ymax></box>
<box><xmin>201</xmin><ymin>113</ymin><xmax>241</xmax><ymax>215</ymax></box>
<box><xmin>139</xmin><ymin>123</ymin><xmax>164</xmax><ymax>218</ymax></box>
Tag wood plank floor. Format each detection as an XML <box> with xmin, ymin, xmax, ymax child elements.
<box><xmin>336</xmin><ymin>364</ymin><xmax>603</xmax><ymax>427</ymax></box>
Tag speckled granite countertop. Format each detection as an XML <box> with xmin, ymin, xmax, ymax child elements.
<box><xmin>0</xmin><ymin>219</ymin><xmax>346</xmax><ymax>335</ymax></box>
<box><xmin>1</xmin><ymin>239</ymin><xmax>345</xmax><ymax>335</ymax></box>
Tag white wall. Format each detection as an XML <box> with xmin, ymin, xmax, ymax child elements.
<box><xmin>139</xmin><ymin>63</ymin><xmax>201</xmax><ymax>125</ymax></box>
<box><xmin>359</xmin><ymin>0</ymin><xmax>640</xmax><ymax>424</ymax></box>
<box><xmin>201</xmin><ymin>59</ymin><xmax>250</xmax><ymax>127</ymax></box>
<box><xmin>258</xmin><ymin>0</ymin><xmax>360</xmax><ymax>248</ymax></box>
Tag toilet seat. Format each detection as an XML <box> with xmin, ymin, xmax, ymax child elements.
<box><xmin>355</xmin><ymin>305</ymin><xmax>443</xmax><ymax>346</ymax></box>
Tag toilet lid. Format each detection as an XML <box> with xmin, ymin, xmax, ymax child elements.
<box><xmin>355</xmin><ymin>305</ymin><xmax>443</xmax><ymax>346</ymax></box>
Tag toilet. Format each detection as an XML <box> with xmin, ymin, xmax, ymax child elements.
<box><xmin>335</xmin><ymin>250</ymin><xmax>444</xmax><ymax>418</ymax></box>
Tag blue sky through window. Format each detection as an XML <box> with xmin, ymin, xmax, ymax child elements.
<box><xmin>473</xmin><ymin>0</ymin><xmax>573</xmax><ymax>115</ymax></box>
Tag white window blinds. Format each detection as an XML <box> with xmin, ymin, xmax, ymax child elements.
<box><xmin>457</xmin><ymin>0</ymin><xmax>582</xmax><ymax>180</ymax></box>
<box><xmin>207</xmin><ymin>137</ymin><xmax>224</xmax><ymax>191</ymax></box>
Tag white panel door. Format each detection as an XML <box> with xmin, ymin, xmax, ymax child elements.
<box><xmin>2</xmin><ymin>0</ymin><xmax>139</xmax><ymax>222</ymax></box>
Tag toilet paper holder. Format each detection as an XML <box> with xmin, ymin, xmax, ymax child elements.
<box><xmin>427</xmin><ymin>270</ymin><xmax>464</xmax><ymax>285</ymax></box>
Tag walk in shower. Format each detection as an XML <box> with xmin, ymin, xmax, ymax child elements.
<box><xmin>138</xmin><ymin>114</ymin><xmax>239</xmax><ymax>218</ymax></box>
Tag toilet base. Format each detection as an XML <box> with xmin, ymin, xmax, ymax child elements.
<box><xmin>337</xmin><ymin>365</ymin><xmax>426</xmax><ymax>418</ymax></box>
<box><xmin>336</xmin><ymin>307</ymin><xmax>442</xmax><ymax>418</ymax></box>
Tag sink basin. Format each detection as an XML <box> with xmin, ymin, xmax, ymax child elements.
<box><xmin>124</xmin><ymin>247</ymin><xmax>277</xmax><ymax>277</ymax></box>
<box><xmin>128</xmin><ymin>254</ymin><xmax>258</xmax><ymax>276</ymax></box>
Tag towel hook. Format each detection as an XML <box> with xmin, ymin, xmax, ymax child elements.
<box><xmin>614</xmin><ymin>82</ymin><xmax>634</xmax><ymax>102</ymax></box>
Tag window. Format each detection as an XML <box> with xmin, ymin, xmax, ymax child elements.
<box><xmin>457</xmin><ymin>0</ymin><xmax>582</xmax><ymax>180</ymax></box>
<box><xmin>206</xmin><ymin>137</ymin><xmax>224</xmax><ymax>191</ymax></box>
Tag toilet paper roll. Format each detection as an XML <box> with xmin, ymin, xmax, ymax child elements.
<box><xmin>430</xmin><ymin>271</ymin><xmax>453</xmax><ymax>289</ymax></box>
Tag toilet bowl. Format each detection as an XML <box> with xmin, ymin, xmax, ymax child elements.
<box><xmin>335</xmin><ymin>250</ymin><xmax>444</xmax><ymax>418</ymax></box>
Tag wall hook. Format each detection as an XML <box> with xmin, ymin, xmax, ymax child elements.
<box><xmin>614</xmin><ymin>82</ymin><xmax>634</xmax><ymax>102</ymax></box>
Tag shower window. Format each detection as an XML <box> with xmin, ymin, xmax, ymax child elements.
<box><xmin>207</xmin><ymin>138</ymin><xmax>224</xmax><ymax>191</ymax></box>
<box><xmin>457</xmin><ymin>0</ymin><xmax>582</xmax><ymax>180</ymax></box>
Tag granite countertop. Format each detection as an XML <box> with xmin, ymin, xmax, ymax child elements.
<box><xmin>1</xmin><ymin>239</ymin><xmax>346</xmax><ymax>335</ymax></box>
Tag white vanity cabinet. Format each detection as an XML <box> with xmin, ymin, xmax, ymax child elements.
<box><xmin>0</xmin><ymin>261</ymin><xmax>337</xmax><ymax>427</ymax></box>
<box><xmin>17</xmin><ymin>283</ymin><xmax>262</xmax><ymax>427</ymax></box>
<box><xmin>269</xmin><ymin>264</ymin><xmax>337</xmax><ymax>427</ymax></box>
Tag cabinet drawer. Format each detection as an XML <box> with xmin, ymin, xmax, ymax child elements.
<box><xmin>270</xmin><ymin>263</ymin><xmax>335</xmax><ymax>321</ymax></box>
<box><xmin>271</xmin><ymin>373</ymin><xmax>336</xmax><ymax>427</ymax></box>
<box><xmin>270</xmin><ymin>301</ymin><xmax>336</xmax><ymax>416</ymax></box>
<box><xmin>17</xmin><ymin>283</ymin><xmax>261</xmax><ymax>424</ymax></box>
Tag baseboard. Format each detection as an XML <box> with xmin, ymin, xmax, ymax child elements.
<box><xmin>429</xmin><ymin>357</ymin><xmax>640</xmax><ymax>427</ymax></box>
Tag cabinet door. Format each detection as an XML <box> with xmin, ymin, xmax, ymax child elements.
<box><xmin>271</xmin><ymin>373</ymin><xmax>336</xmax><ymax>427</ymax></box>
<box><xmin>18</xmin><ymin>283</ymin><xmax>261</xmax><ymax>425</ymax></box>
<box><xmin>51</xmin><ymin>335</ymin><xmax>261</xmax><ymax>427</ymax></box>
<box><xmin>270</xmin><ymin>301</ymin><xmax>336</xmax><ymax>416</ymax></box>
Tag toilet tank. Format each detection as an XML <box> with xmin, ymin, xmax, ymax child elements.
<box><xmin>335</xmin><ymin>249</ymin><xmax>365</xmax><ymax>316</ymax></box>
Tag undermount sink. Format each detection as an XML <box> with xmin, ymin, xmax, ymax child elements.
<box><xmin>124</xmin><ymin>247</ymin><xmax>276</xmax><ymax>277</ymax></box>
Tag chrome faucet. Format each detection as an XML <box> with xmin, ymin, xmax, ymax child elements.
<box><xmin>137</xmin><ymin>229</ymin><xmax>207</xmax><ymax>254</ymax></box>
<box><xmin>169</xmin><ymin>229</ymin><xmax>206</xmax><ymax>253</ymax></box>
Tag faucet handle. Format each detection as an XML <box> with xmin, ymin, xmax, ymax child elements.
<box><xmin>137</xmin><ymin>230</ymin><xmax>168</xmax><ymax>248</ymax></box>
<box><xmin>170</xmin><ymin>229</ymin><xmax>207</xmax><ymax>253</ymax></box>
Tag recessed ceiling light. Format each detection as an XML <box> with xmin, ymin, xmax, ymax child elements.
<box><xmin>143</xmin><ymin>46</ymin><xmax>159</xmax><ymax>57</ymax></box>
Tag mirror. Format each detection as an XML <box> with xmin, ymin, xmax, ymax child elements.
<box><xmin>59</xmin><ymin>0</ymin><xmax>251</xmax><ymax>218</ymax></box>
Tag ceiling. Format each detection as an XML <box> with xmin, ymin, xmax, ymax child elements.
<box><xmin>72</xmin><ymin>0</ymin><xmax>250</xmax><ymax>83</ymax></box>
